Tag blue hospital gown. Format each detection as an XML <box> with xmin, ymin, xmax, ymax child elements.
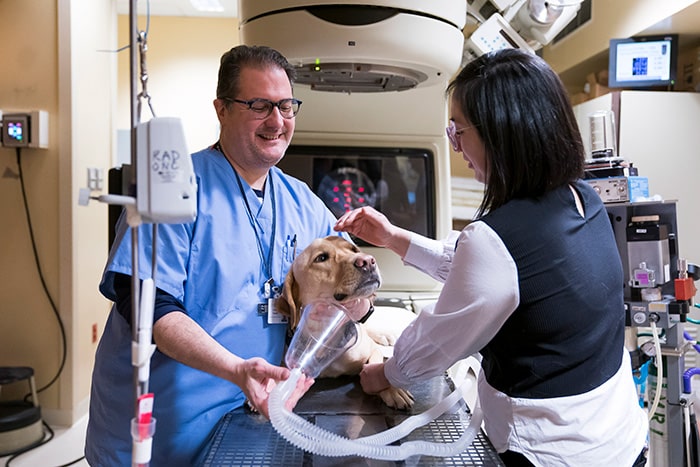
<box><xmin>85</xmin><ymin>147</ymin><xmax>343</xmax><ymax>466</ymax></box>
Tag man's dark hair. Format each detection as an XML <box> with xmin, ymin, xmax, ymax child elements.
<box><xmin>216</xmin><ymin>45</ymin><xmax>296</xmax><ymax>100</ymax></box>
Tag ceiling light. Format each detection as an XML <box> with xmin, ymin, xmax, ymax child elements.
<box><xmin>190</xmin><ymin>0</ymin><xmax>224</xmax><ymax>12</ymax></box>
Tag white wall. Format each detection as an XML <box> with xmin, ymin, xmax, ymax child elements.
<box><xmin>116</xmin><ymin>16</ymin><xmax>237</xmax><ymax>156</ymax></box>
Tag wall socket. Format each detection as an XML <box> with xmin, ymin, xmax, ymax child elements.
<box><xmin>87</xmin><ymin>167</ymin><xmax>104</xmax><ymax>191</ymax></box>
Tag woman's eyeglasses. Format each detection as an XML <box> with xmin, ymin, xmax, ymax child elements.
<box><xmin>446</xmin><ymin>119</ymin><xmax>470</xmax><ymax>152</ymax></box>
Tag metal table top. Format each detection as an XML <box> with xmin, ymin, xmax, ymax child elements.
<box><xmin>196</xmin><ymin>374</ymin><xmax>503</xmax><ymax>466</ymax></box>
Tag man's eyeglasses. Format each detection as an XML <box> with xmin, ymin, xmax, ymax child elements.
<box><xmin>224</xmin><ymin>97</ymin><xmax>302</xmax><ymax>119</ymax></box>
<box><xmin>446</xmin><ymin>119</ymin><xmax>470</xmax><ymax>152</ymax></box>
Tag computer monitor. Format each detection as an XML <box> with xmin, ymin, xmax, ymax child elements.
<box><xmin>278</xmin><ymin>140</ymin><xmax>448</xmax><ymax>294</ymax></box>
<box><xmin>279</xmin><ymin>145</ymin><xmax>436</xmax><ymax>242</ymax></box>
<box><xmin>608</xmin><ymin>34</ymin><xmax>678</xmax><ymax>89</ymax></box>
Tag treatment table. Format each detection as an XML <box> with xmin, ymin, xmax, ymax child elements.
<box><xmin>196</xmin><ymin>373</ymin><xmax>504</xmax><ymax>466</ymax></box>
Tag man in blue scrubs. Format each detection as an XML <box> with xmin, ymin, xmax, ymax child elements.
<box><xmin>85</xmin><ymin>45</ymin><xmax>356</xmax><ymax>466</ymax></box>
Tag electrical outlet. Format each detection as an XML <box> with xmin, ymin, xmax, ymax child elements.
<box><xmin>92</xmin><ymin>323</ymin><xmax>98</xmax><ymax>343</ymax></box>
<box><xmin>87</xmin><ymin>167</ymin><xmax>104</xmax><ymax>191</ymax></box>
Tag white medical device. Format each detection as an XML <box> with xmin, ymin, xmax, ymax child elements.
<box><xmin>464</xmin><ymin>0</ymin><xmax>583</xmax><ymax>63</ymax></box>
<box><xmin>238</xmin><ymin>0</ymin><xmax>466</xmax><ymax>93</ymax></box>
<box><xmin>79</xmin><ymin>117</ymin><xmax>197</xmax><ymax>226</ymax></box>
<box><xmin>136</xmin><ymin>117</ymin><xmax>197</xmax><ymax>224</ymax></box>
<box><xmin>464</xmin><ymin>13</ymin><xmax>535</xmax><ymax>62</ymax></box>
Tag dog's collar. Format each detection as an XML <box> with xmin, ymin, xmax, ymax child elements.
<box><xmin>295</xmin><ymin>301</ymin><xmax>375</xmax><ymax>324</ymax></box>
<box><xmin>357</xmin><ymin>304</ymin><xmax>375</xmax><ymax>324</ymax></box>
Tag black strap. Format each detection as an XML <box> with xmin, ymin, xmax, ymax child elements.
<box><xmin>357</xmin><ymin>304</ymin><xmax>375</xmax><ymax>324</ymax></box>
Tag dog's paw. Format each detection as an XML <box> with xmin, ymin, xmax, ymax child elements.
<box><xmin>366</xmin><ymin>329</ymin><xmax>395</xmax><ymax>346</ymax></box>
<box><xmin>378</xmin><ymin>387</ymin><xmax>415</xmax><ymax>410</ymax></box>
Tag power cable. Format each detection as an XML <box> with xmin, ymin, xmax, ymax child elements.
<box><xmin>15</xmin><ymin>147</ymin><xmax>67</xmax><ymax>397</ymax></box>
<box><xmin>3</xmin><ymin>149</ymin><xmax>86</xmax><ymax>467</ymax></box>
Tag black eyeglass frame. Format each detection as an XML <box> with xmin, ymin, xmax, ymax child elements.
<box><xmin>222</xmin><ymin>97</ymin><xmax>303</xmax><ymax>119</ymax></box>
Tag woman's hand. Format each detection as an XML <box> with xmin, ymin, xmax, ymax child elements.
<box><xmin>359</xmin><ymin>362</ymin><xmax>391</xmax><ymax>394</ymax></box>
<box><xmin>334</xmin><ymin>207</ymin><xmax>411</xmax><ymax>258</ymax></box>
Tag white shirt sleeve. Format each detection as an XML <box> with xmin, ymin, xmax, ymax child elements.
<box><xmin>402</xmin><ymin>230</ymin><xmax>462</xmax><ymax>282</ymax></box>
<box><xmin>385</xmin><ymin>221</ymin><xmax>520</xmax><ymax>388</ymax></box>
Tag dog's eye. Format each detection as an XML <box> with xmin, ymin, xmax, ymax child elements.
<box><xmin>314</xmin><ymin>253</ymin><xmax>329</xmax><ymax>263</ymax></box>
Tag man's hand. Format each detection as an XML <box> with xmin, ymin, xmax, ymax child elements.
<box><xmin>236</xmin><ymin>357</ymin><xmax>314</xmax><ymax>418</ymax></box>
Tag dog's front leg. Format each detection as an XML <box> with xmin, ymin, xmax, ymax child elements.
<box><xmin>367</xmin><ymin>346</ymin><xmax>415</xmax><ymax>409</ymax></box>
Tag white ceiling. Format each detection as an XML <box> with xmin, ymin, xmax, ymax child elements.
<box><xmin>115</xmin><ymin>0</ymin><xmax>238</xmax><ymax>18</ymax></box>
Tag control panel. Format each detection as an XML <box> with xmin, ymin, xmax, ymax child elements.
<box><xmin>0</xmin><ymin>110</ymin><xmax>49</xmax><ymax>149</ymax></box>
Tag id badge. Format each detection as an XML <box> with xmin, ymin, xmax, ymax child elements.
<box><xmin>267</xmin><ymin>297</ymin><xmax>288</xmax><ymax>324</ymax></box>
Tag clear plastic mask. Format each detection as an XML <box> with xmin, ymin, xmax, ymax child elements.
<box><xmin>284</xmin><ymin>300</ymin><xmax>358</xmax><ymax>378</ymax></box>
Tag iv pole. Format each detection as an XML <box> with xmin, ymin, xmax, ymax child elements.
<box><xmin>76</xmin><ymin>2</ymin><xmax>195</xmax><ymax>464</ymax></box>
<box><xmin>128</xmin><ymin>0</ymin><xmax>141</xmax><ymax>402</ymax></box>
<box><xmin>129</xmin><ymin>2</ymin><xmax>157</xmax><ymax>465</ymax></box>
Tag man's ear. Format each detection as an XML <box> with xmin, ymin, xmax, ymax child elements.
<box><xmin>275</xmin><ymin>268</ymin><xmax>301</xmax><ymax>330</ymax></box>
<box><xmin>213</xmin><ymin>98</ymin><xmax>229</xmax><ymax>123</ymax></box>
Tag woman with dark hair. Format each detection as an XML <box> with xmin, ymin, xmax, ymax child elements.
<box><xmin>335</xmin><ymin>49</ymin><xmax>648</xmax><ymax>466</ymax></box>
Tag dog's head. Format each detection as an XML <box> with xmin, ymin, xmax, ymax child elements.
<box><xmin>276</xmin><ymin>236</ymin><xmax>382</xmax><ymax>330</ymax></box>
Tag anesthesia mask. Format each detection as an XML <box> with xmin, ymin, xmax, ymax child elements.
<box><xmin>284</xmin><ymin>300</ymin><xmax>358</xmax><ymax>378</ymax></box>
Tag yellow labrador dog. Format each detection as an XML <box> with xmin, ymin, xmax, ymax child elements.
<box><xmin>276</xmin><ymin>236</ymin><xmax>416</xmax><ymax>409</ymax></box>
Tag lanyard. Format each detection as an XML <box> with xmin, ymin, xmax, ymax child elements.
<box><xmin>215</xmin><ymin>142</ymin><xmax>278</xmax><ymax>296</ymax></box>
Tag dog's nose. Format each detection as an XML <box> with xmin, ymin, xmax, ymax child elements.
<box><xmin>354</xmin><ymin>254</ymin><xmax>376</xmax><ymax>272</ymax></box>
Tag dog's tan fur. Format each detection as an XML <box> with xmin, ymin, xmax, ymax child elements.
<box><xmin>276</xmin><ymin>236</ymin><xmax>415</xmax><ymax>409</ymax></box>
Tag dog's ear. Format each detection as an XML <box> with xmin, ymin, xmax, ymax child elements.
<box><xmin>275</xmin><ymin>268</ymin><xmax>302</xmax><ymax>330</ymax></box>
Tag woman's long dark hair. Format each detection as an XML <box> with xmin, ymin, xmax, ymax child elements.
<box><xmin>447</xmin><ymin>49</ymin><xmax>585</xmax><ymax>217</ymax></box>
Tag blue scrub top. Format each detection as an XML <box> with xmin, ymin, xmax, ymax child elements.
<box><xmin>86</xmin><ymin>147</ymin><xmax>344</xmax><ymax>466</ymax></box>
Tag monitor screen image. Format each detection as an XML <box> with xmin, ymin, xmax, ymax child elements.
<box><xmin>278</xmin><ymin>145</ymin><xmax>436</xmax><ymax>243</ymax></box>
<box><xmin>608</xmin><ymin>34</ymin><xmax>678</xmax><ymax>88</ymax></box>
<box><xmin>1</xmin><ymin>114</ymin><xmax>30</xmax><ymax>148</ymax></box>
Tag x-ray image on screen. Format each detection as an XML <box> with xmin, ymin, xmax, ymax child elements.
<box><xmin>278</xmin><ymin>146</ymin><xmax>436</xmax><ymax>240</ymax></box>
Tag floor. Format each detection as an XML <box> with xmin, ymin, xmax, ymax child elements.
<box><xmin>0</xmin><ymin>415</ymin><xmax>89</xmax><ymax>467</ymax></box>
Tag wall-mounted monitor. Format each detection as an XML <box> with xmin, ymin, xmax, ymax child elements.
<box><xmin>608</xmin><ymin>34</ymin><xmax>678</xmax><ymax>89</ymax></box>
